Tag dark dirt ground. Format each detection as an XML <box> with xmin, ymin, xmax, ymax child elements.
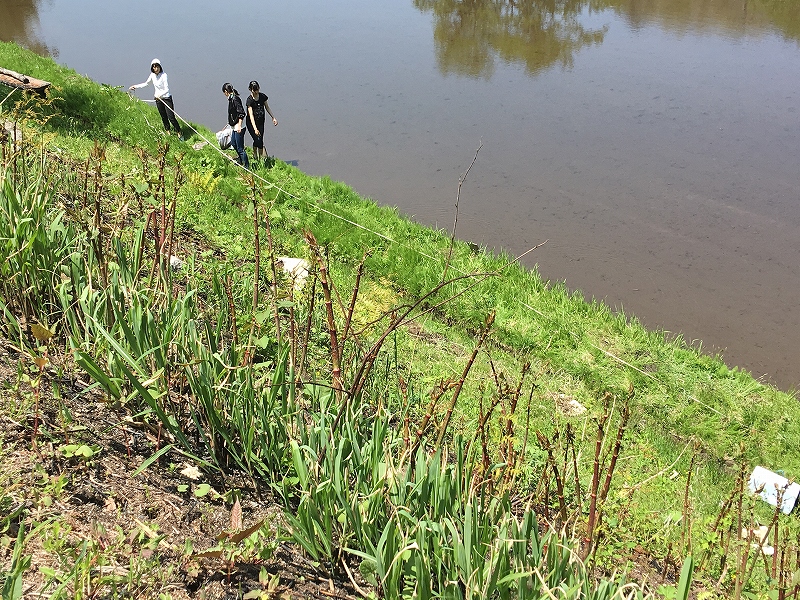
<box><xmin>0</xmin><ymin>338</ymin><xmax>365</xmax><ymax>599</ymax></box>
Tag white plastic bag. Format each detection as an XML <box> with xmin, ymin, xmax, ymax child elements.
<box><xmin>749</xmin><ymin>466</ymin><xmax>800</xmax><ymax>514</ymax></box>
<box><xmin>216</xmin><ymin>125</ymin><xmax>233</xmax><ymax>150</ymax></box>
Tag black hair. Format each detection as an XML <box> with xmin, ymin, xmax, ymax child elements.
<box><xmin>248</xmin><ymin>80</ymin><xmax>260</xmax><ymax>92</ymax></box>
<box><xmin>222</xmin><ymin>82</ymin><xmax>239</xmax><ymax>96</ymax></box>
<box><xmin>151</xmin><ymin>63</ymin><xmax>161</xmax><ymax>72</ymax></box>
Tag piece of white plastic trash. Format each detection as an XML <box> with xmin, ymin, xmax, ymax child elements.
<box><xmin>278</xmin><ymin>257</ymin><xmax>310</xmax><ymax>291</ymax></box>
<box><xmin>748</xmin><ymin>466</ymin><xmax>800</xmax><ymax>515</ymax></box>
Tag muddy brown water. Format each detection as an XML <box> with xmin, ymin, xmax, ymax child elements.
<box><xmin>2</xmin><ymin>0</ymin><xmax>799</xmax><ymax>390</ymax></box>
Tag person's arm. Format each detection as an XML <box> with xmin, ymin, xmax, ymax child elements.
<box><xmin>129</xmin><ymin>73</ymin><xmax>153</xmax><ymax>91</ymax></box>
<box><xmin>248</xmin><ymin>105</ymin><xmax>259</xmax><ymax>135</ymax></box>
<box><xmin>234</xmin><ymin>97</ymin><xmax>246</xmax><ymax>132</ymax></box>
<box><xmin>265</xmin><ymin>98</ymin><xmax>278</xmax><ymax>126</ymax></box>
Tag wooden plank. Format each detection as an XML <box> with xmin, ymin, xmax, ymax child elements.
<box><xmin>0</xmin><ymin>67</ymin><xmax>29</xmax><ymax>84</ymax></box>
<box><xmin>0</xmin><ymin>66</ymin><xmax>51</xmax><ymax>93</ymax></box>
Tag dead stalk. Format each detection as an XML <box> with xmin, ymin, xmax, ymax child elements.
<box><xmin>681</xmin><ymin>446</ymin><xmax>698</xmax><ymax>554</ymax></box>
<box><xmin>566</xmin><ymin>424</ymin><xmax>582</xmax><ymax>515</ymax></box>
<box><xmin>698</xmin><ymin>474</ymin><xmax>738</xmax><ymax>571</ymax></box>
<box><xmin>263</xmin><ymin>191</ymin><xmax>282</xmax><ymax>346</ymax></box>
<box><xmin>346</xmin><ymin>272</ymin><xmax>489</xmax><ymax>415</ymax></box>
<box><xmin>225</xmin><ymin>273</ymin><xmax>239</xmax><ymax>348</ymax></box>
<box><xmin>537</xmin><ymin>430</ymin><xmax>568</xmax><ymax>524</ymax></box>
<box><xmin>479</xmin><ymin>389</ymin><xmax>491</xmax><ymax>488</ymax></box>
<box><xmin>412</xmin><ymin>380</ymin><xmax>452</xmax><ymax>455</ymax></box>
<box><xmin>582</xmin><ymin>392</ymin><xmax>613</xmax><ymax>561</ymax></box>
<box><xmin>518</xmin><ymin>387</ymin><xmax>535</xmax><ymax>490</ymax></box>
<box><xmin>726</xmin><ymin>456</ymin><xmax>748</xmax><ymax>597</ymax></box>
<box><xmin>434</xmin><ymin>311</ymin><xmax>495</xmax><ymax>449</ymax></box>
<box><xmin>589</xmin><ymin>388</ymin><xmax>633</xmax><ymax>562</ymax></box>
<box><xmin>598</xmin><ymin>388</ymin><xmax>632</xmax><ymax>504</ymax></box>
<box><xmin>164</xmin><ymin>157</ymin><xmax>182</xmax><ymax>273</ymax></box>
<box><xmin>305</xmin><ymin>231</ymin><xmax>342</xmax><ymax>395</ymax></box>
<box><xmin>249</xmin><ymin>191</ymin><xmax>261</xmax><ymax>349</ymax></box>
<box><xmin>442</xmin><ymin>141</ymin><xmax>482</xmax><ymax>282</ymax></box>
<box><xmin>298</xmin><ymin>267</ymin><xmax>318</xmax><ymax>378</ymax></box>
<box><xmin>340</xmin><ymin>252</ymin><xmax>369</xmax><ymax>350</ymax></box>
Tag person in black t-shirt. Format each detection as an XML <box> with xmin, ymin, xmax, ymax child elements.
<box><xmin>245</xmin><ymin>80</ymin><xmax>278</xmax><ymax>165</ymax></box>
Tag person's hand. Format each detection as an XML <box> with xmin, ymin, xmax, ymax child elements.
<box><xmin>255</xmin><ymin>129</ymin><xmax>260</xmax><ymax>136</ymax></box>
<box><xmin>272</xmin><ymin>117</ymin><xmax>278</xmax><ymax>126</ymax></box>
<box><xmin>128</xmin><ymin>86</ymin><xmax>135</xmax><ymax>91</ymax></box>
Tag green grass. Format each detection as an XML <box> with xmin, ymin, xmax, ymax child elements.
<box><xmin>3</xmin><ymin>40</ymin><xmax>800</xmax><ymax>597</ymax></box>
<box><xmin>5</xmin><ymin>40</ymin><xmax>797</xmax><ymax>469</ymax></box>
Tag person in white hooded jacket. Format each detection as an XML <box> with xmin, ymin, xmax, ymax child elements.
<box><xmin>129</xmin><ymin>58</ymin><xmax>182</xmax><ymax>137</ymax></box>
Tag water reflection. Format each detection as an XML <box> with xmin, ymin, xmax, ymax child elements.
<box><xmin>0</xmin><ymin>0</ymin><xmax>56</xmax><ymax>57</ymax></box>
<box><xmin>614</xmin><ymin>0</ymin><xmax>800</xmax><ymax>39</ymax></box>
<box><xmin>415</xmin><ymin>0</ymin><xmax>800</xmax><ymax>77</ymax></box>
<box><xmin>413</xmin><ymin>0</ymin><xmax>609</xmax><ymax>77</ymax></box>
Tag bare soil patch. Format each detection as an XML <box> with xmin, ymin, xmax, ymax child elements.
<box><xmin>0</xmin><ymin>339</ymin><xmax>361</xmax><ymax>599</ymax></box>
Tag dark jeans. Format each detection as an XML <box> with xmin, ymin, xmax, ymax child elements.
<box><xmin>155</xmin><ymin>96</ymin><xmax>181</xmax><ymax>133</ymax></box>
<box><xmin>231</xmin><ymin>128</ymin><xmax>249</xmax><ymax>168</ymax></box>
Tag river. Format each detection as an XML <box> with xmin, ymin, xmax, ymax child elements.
<box><xmin>2</xmin><ymin>0</ymin><xmax>799</xmax><ymax>390</ymax></box>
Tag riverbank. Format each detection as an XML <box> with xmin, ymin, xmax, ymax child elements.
<box><xmin>2</xmin><ymin>41</ymin><xmax>800</xmax><ymax>598</ymax></box>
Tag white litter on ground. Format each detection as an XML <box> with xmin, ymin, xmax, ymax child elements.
<box><xmin>278</xmin><ymin>257</ymin><xmax>310</xmax><ymax>291</ymax></box>
<box><xmin>748</xmin><ymin>466</ymin><xmax>800</xmax><ymax>515</ymax></box>
<box><xmin>554</xmin><ymin>393</ymin><xmax>586</xmax><ymax>416</ymax></box>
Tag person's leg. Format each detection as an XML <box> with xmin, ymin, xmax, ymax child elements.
<box><xmin>163</xmin><ymin>97</ymin><xmax>181</xmax><ymax>135</ymax></box>
<box><xmin>246</xmin><ymin>124</ymin><xmax>260</xmax><ymax>160</ymax></box>
<box><xmin>231</xmin><ymin>129</ymin><xmax>241</xmax><ymax>163</ymax></box>
<box><xmin>254</xmin><ymin>118</ymin><xmax>266</xmax><ymax>163</ymax></box>
<box><xmin>231</xmin><ymin>130</ymin><xmax>249</xmax><ymax>168</ymax></box>
<box><xmin>155</xmin><ymin>98</ymin><xmax>171</xmax><ymax>131</ymax></box>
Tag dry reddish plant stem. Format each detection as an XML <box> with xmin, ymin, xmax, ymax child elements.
<box><xmin>340</xmin><ymin>252</ymin><xmax>369</xmax><ymax>351</ymax></box>
<box><xmin>298</xmin><ymin>269</ymin><xmax>317</xmax><ymax>378</ymax></box>
<box><xmin>412</xmin><ymin>380</ymin><xmax>451</xmax><ymax>455</ymax></box>
<box><xmin>698</xmin><ymin>473</ymin><xmax>739</xmax><ymax>571</ymax></box>
<box><xmin>682</xmin><ymin>447</ymin><xmax>697</xmax><ymax>553</ymax></box>
<box><xmin>262</xmin><ymin>189</ymin><xmax>282</xmax><ymax>346</ymax></box>
<box><xmin>598</xmin><ymin>389</ymin><xmax>632</xmax><ymax>504</ymax></box>
<box><xmin>582</xmin><ymin>392</ymin><xmax>612</xmax><ymax>561</ymax></box>
<box><xmin>537</xmin><ymin>431</ymin><xmax>568</xmax><ymax>524</ymax></box>
<box><xmin>434</xmin><ymin>311</ymin><xmax>495</xmax><ymax>449</ymax></box>
<box><xmin>588</xmin><ymin>389</ymin><xmax>632</xmax><ymax>561</ymax></box>
<box><xmin>442</xmin><ymin>141</ymin><xmax>482</xmax><ymax>281</ymax></box>
<box><xmin>565</xmin><ymin>424</ymin><xmax>582</xmax><ymax>514</ymax></box>
<box><xmin>504</xmin><ymin>362</ymin><xmax>528</xmax><ymax>453</ymax></box>
<box><xmin>225</xmin><ymin>273</ymin><xmax>238</xmax><ymax>348</ymax></box>
<box><xmin>793</xmin><ymin>536</ymin><xmax>800</xmax><ymax>600</ymax></box>
<box><xmin>305</xmin><ymin>231</ymin><xmax>342</xmax><ymax>394</ymax></box>
<box><xmin>347</xmin><ymin>273</ymin><xmax>485</xmax><ymax>405</ymax></box>
<box><xmin>249</xmin><ymin>193</ymin><xmax>261</xmax><ymax>347</ymax></box>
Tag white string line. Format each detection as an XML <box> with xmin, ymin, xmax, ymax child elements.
<box><xmin>132</xmin><ymin>96</ymin><xmax>663</xmax><ymax>382</ymax></box>
<box><xmin>0</xmin><ymin>87</ymin><xmax>19</xmax><ymax>109</ymax></box>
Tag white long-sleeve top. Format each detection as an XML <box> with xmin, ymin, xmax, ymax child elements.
<box><xmin>131</xmin><ymin>72</ymin><xmax>172</xmax><ymax>99</ymax></box>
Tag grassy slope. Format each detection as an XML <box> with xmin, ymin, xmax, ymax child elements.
<box><xmin>2</xmin><ymin>40</ymin><xmax>800</xmax><ymax>571</ymax></box>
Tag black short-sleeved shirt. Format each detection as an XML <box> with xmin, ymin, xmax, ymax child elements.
<box><xmin>246</xmin><ymin>92</ymin><xmax>269</xmax><ymax>122</ymax></box>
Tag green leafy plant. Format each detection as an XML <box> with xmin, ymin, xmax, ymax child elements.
<box><xmin>1</xmin><ymin>521</ymin><xmax>32</xmax><ymax>600</ymax></box>
<box><xmin>58</xmin><ymin>443</ymin><xmax>100</xmax><ymax>460</ymax></box>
